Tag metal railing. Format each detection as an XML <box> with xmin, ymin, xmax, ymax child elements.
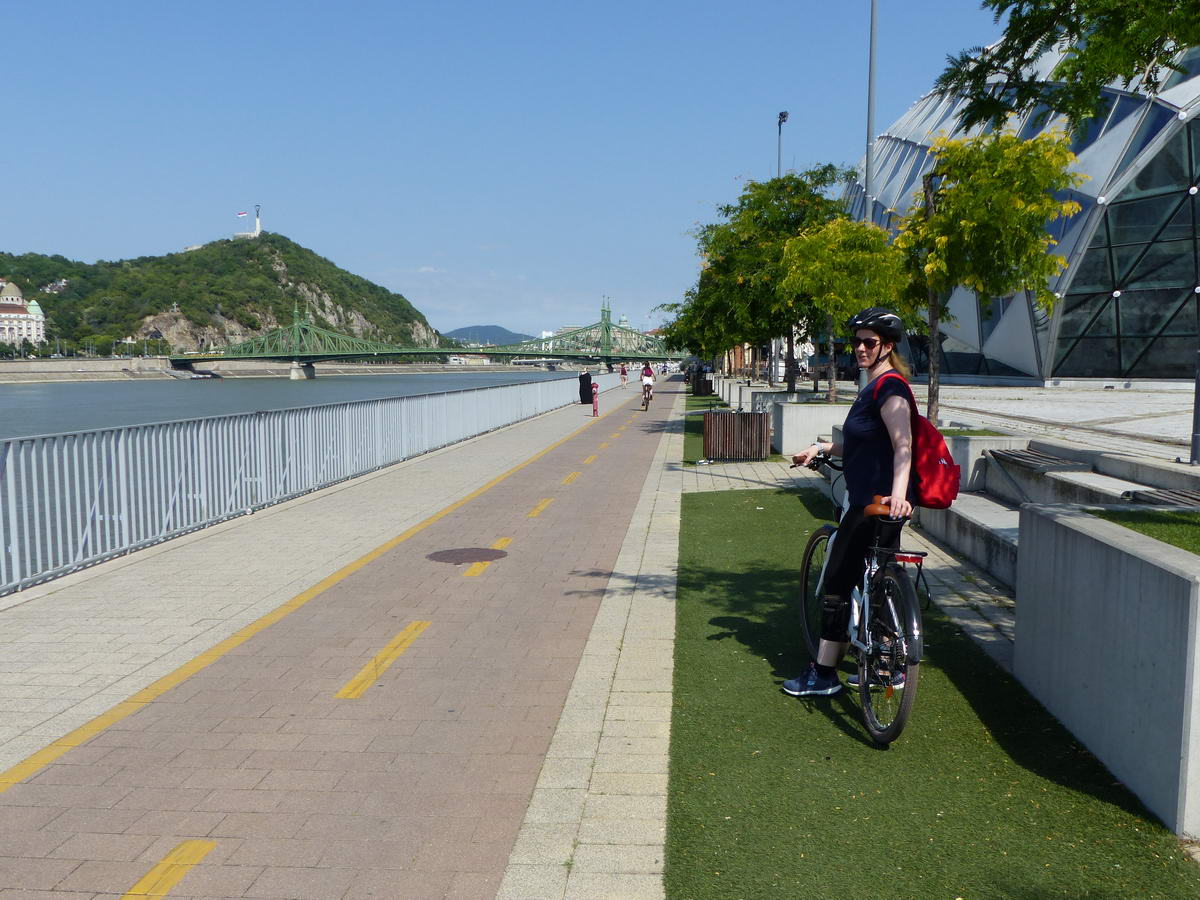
<box><xmin>0</xmin><ymin>373</ymin><xmax>620</xmax><ymax>595</ymax></box>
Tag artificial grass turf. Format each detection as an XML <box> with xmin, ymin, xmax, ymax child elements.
<box><xmin>683</xmin><ymin>395</ymin><xmax>728</xmax><ymax>465</ymax></box>
<box><xmin>667</xmin><ymin>488</ymin><xmax>1200</xmax><ymax>899</ymax></box>
<box><xmin>1092</xmin><ymin>508</ymin><xmax>1200</xmax><ymax>555</ymax></box>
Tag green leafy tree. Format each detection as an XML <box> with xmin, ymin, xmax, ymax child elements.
<box><xmin>780</xmin><ymin>218</ymin><xmax>910</xmax><ymax>402</ymax></box>
<box><xmin>937</xmin><ymin>1</ymin><xmax>1200</xmax><ymax>132</ymax></box>
<box><xmin>894</xmin><ymin>130</ymin><xmax>1085</xmax><ymax>421</ymax></box>
<box><xmin>673</xmin><ymin>166</ymin><xmax>852</xmax><ymax>388</ymax></box>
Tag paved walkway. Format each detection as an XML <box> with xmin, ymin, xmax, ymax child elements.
<box><xmin>0</xmin><ymin>382</ymin><xmax>686</xmax><ymax>900</ymax></box>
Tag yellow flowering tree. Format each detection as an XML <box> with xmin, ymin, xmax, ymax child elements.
<box><xmin>780</xmin><ymin>218</ymin><xmax>909</xmax><ymax>402</ymax></box>
<box><xmin>894</xmin><ymin>130</ymin><xmax>1086</xmax><ymax>421</ymax></box>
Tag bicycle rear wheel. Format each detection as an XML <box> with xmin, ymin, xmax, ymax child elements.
<box><xmin>799</xmin><ymin>524</ymin><xmax>835</xmax><ymax>663</ymax></box>
<box><xmin>858</xmin><ymin>564</ymin><xmax>921</xmax><ymax>744</ymax></box>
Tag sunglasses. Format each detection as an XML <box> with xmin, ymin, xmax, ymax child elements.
<box><xmin>850</xmin><ymin>337</ymin><xmax>882</xmax><ymax>349</ymax></box>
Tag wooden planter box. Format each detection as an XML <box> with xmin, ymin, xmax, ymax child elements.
<box><xmin>703</xmin><ymin>411</ymin><xmax>770</xmax><ymax>461</ymax></box>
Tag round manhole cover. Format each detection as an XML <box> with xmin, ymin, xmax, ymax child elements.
<box><xmin>427</xmin><ymin>547</ymin><xmax>509</xmax><ymax>565</ymax></box>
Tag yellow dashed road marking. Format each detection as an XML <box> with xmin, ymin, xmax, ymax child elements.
<box><xmin>562</xmin><ymin>472</ymin><xmax>581</xmax><ymax>485</ymax></box>
<box><xmin>528</xmin><ymin>497</ymin><xmax>555</xmax><ymax>518</ymax></box>
<box><xmin>0</xmin><ymin>405</ymin><xmax>619</xmax><ymax>792</ymax></box>
<box><xmin>335</xmin><ymin>621</ymin><xmax>432</xmax><ymax>698</ymax></box>
<box><xmin>463</xmin><ymin>537</ymin><xmax>512</xmax><ymax>576</ymax></box>
<box><xmin>122</xmin><ymin>840</ymin><xmax>215</xmax><ymax>898</ymax></box>
<box><xmin>599</xmin><ymin>442</ymin><xmax>609</xmax><ymax>449</ymax></box>
<box><xmin>609</xmin><ymin>432</ymin><xmax>621</xmax><ymax>439</ymax></box>
<box><xmin>583</xmin><ymin>455</ymin><xmax>597</xmax><ymax>464</ymax></box>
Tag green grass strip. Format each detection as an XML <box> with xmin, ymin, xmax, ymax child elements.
<box><xmin>683</xmin><ymin>395</ymin><xmax>728</xmax><ymax>465</ymax></box>
<box><xmin>668</xmin><ymin>488</ymin><xmax>1200</xmax><ymax>898</ymax></box>
<box><xmin>1093</xmin><ymin>508</ymin><xmax>1200</xmax><ymax>555</ymax></box>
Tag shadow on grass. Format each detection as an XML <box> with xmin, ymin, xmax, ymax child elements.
<box><xmin>677</xmin><ymin>487</ymin><xmax>1156</xmax><ymax>820</ymax></box>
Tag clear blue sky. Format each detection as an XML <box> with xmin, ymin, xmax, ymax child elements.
<box><xmin>3</xmin><ymin>1</ymin><xmax>1001</xmax><ymax>336</ymax></box>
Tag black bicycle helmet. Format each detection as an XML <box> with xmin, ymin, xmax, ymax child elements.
<box><xmin>846</xmin><ymin>307</ymin><xmax>904</xmax><ymax>343</ymax></box>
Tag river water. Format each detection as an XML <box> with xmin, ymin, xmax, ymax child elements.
<box><xmin>0</xmin><ymin>371</ymin><xmax>580</xmax><ymax>441</ymax></box>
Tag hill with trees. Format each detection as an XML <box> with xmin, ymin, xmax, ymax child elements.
<box><xmin>443</xmin><ymin>325</ymin><xmax>534</xmax><ymax>345</ymax></box>
<box><xmin>0</xmin><ymin>234</ymin><xmax>439</xmax><ymax>356</ymax></box>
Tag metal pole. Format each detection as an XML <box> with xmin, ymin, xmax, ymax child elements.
<box><xmin>864</xmin><ymin>0</ymin><xmax>877</xmax><ymax>220</ymax></box>
<box><xmin>777</xmin><ymin>111</ymin><xmax>788</xmax><ymax>179</ymax></box>
<box><xmin>858</xmin><ymin>0</ymin><xmax>878</xmax><ymax>394</ymax></box>
<box><xmin>1190</xmin><ymin>348</ymin><xmax>1200</xmax><ymax>464</ymax></box>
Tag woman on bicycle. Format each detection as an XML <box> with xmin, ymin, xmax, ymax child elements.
<box><xmin>640</xmin><ymin>362</ymin><xmax>655</xmax><ymax>400</ymax></box>
<box><xmin>783</xmin><ymin>307</ymin><xmax>914</xmax><ymax>698</ymax></box>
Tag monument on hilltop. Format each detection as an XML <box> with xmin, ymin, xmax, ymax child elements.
<box><xmin>233</xmin><ymin>204</ymin><xmax>262</xmax><ymax>240</ymax></box>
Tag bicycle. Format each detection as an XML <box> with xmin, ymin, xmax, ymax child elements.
<box><xmin>794</xmin><ymin>454</ymin><xmax>926</xmax><ymax>744</ymax></box>
<box><xmin>641</xmin><ymin>382</ymin><xmax>652</xmax><ymax>410</ymax></box>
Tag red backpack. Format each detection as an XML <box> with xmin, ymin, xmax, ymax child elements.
<box><xmin>873</xmin><ymin>373</ymin><xmax>960</xmax><ymax>510</ymax></box>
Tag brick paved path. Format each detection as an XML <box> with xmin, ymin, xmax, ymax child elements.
<box><xmin>0</xmin><ymin>382</ymin><xmax>682</xmax><ymax>899</ymax></box>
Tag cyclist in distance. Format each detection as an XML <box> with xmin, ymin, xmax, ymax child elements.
<box><xmin>783</xmin><ymin>307</ymin><xmax>914</xmax><ymax>698</ymax></box>
<box><xmin>641</xmin><ymin>361</ymin><xmax>656</xmax><ymax>401</ymax></box>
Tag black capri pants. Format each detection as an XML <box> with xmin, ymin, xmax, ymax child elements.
<box><xmin>819</xmin><ymin>506</ymin><xmax>902</xmax><ymax>642</ymax></box>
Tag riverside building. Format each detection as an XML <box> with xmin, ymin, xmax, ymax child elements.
<box><xmin>851</xmin><ymin>44</ymin><xmax>1200</xmax><ymax>382</ymax></box>
<box><xmin>0</xmin><ymin>279</ymin><xmax>46</xmax><ymax>346</ymax></box>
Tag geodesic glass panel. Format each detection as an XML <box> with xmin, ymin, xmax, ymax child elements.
<box><xmin>1160</xmin><ymin>195</ymin><xmax>1196</xmax><ymax>242</ymax></box>
<box><xmin>1131</xmin><ymin>333</ymin><xmax>1198</xmax><ymax>377</ymax></box>
<box><xmin>1107</xmin><ymin>192</ymin><xmax>1183</xmax><ymax>245</ymax></box>
<box><xmin>1117</xmin><ymin>287</ymin><xmax>1193</xmax><ymax>338</ymax></box>
<box><xmin>1067</xmin><ymin>247</ymin><xmax>1114</xmax><ymax>293</ymax></box>
<box><xmin>1054</xmin><ymin>336</ymin><xmax>1119</xmax><ymax>376</ymax></box>
<box><xmin>1058</xmin><ymin>292</ymin><xmax>1114</xmax><ymax>338</ymax></box>
<box><xmin>1123</xmin><ymin>240</ymin><xmax>1196</xmax><ymax>290</ymax></box>
<box><xmin>1116</xmin><ymin>105</ymin><xmax>1177</xmax><ymax>176</ymax></box>
<box><xmin>1117</xmin><ymin>128</ymin><xmax>1191</xmax><ymax>200</ymax></box>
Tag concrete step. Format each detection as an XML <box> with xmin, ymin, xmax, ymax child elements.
<box><xmin>916</xmin><ymin>492</ymin><xmax>1020</xmax><ymax>589</ymax></box>
<box><xmin>984</xmin><ymin>450</ymin><xmax>1152</xmax><ymax>506</ymax></box>
<box><xmin>1029</xmin><ymin>438</ymin><xmax>1200</xmax><ymax>495</ymax></box>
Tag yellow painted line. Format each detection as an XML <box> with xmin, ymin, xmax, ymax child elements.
<box><xmin>583</xmin><ymin>455</ymin><xmax>597</xmax><ymax>465</ymax></box>
<box><xmin>528</xmin><ymin>497</ymin><xmax>555</xmax><ymax>518</ymax></box>
<box><xmin>0</xmin><ymin>404</ymin><xmax>619</xmax><ymax>793</ymax></box>
<box><xmin>463</xmin><ymin>537</ymin><xmax>512</xmax><ymax>577</ymax></box>
<box><xmin>122</xmin><ymin>839</ymin><xmax>215</xmax><ymax>898</ymax></box>
<box><xmin>562</xmin><ymin>471</ymin><xmax>581</xmax><ymax>485</ymax></box>
<box><xmin>335</xmin><ymin>621</ymin><xmax>431</xmax><ymax>699</ymax></box>
<box><xmin>610</xmin><ymin>432</ymin><xmax>622</xmax><ymax>439</ymax></box>
<box><xmin>599</xmin><ymin>442</ymin><xmax>610</xmax><ymax>449</ymax></box>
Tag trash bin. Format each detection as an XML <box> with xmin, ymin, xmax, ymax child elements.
<box><xmin>703</xmin><ymin>411</ymin><xmax>770</xmax><ymax>461</ymax></box>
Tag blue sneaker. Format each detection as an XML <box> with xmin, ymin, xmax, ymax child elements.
<box><xmin>847</xmin><ymin>670</ymin><xmax>905</xmax><ymax>689</ymax></box>
<box><xmin>782</xmin><ymin>664</ymin><xmax>842</xmax><ymax>697</ymax></box>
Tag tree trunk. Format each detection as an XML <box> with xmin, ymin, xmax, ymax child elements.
<box><xmin>785</xmin><ymin>331</ymin><xmax>797</xmax><ymax>393</ymax></box>
<box><xmin>926</xmin><ymin>287</ymin><xmax>941</xmax><ymax>424</ymax></box>
<box><xmin>826</xmin><ymin>317</ymin><xmax>838</xmax><ymax>403</ymax></box>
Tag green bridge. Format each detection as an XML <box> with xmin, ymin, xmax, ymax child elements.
<box><xmin>170</xmin><ymin>304</ymin><xmax>683</xmax><ymax>378</ymax></box>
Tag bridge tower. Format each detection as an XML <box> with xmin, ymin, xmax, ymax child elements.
<box><xmin>599</xmin><ymin>301</ymin><xmax>613</xmax><ymax>365</ymax></box>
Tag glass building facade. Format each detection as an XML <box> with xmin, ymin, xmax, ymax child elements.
<box><xmin>848</xmin><ymin>46</ymin><xmax>1200</xmax><ymax>381</ymax></box>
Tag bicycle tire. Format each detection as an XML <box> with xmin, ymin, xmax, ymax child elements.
<box><xmin>858</xmin><ymin>564</ymin><xmax>921</xmax><ymax>744</ymax></box>
<box><xmin>799</xmin><ymin>524</ymin><xmax>836</xmax><ymax>663</ymax></box>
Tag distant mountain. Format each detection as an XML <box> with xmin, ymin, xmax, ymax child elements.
<box><xmin>0</xmin><ymin>233</ymin><xmax>440</xmax><ymax>353</ymax></box>
<box><xmin>444</xmin><ymin>325</ymin><xmax>534</xmax><ymax>346</ymax></box>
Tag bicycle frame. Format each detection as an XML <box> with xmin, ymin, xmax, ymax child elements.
<box><xmin>810</xmin><ymin>463</ymin><xmax>923</xmax><ymax>661</ymax></box>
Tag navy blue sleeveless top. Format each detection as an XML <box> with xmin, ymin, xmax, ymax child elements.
<box><xmin>841</xmin><ymin>373</ymin><xmax>912</xmax><ymax>506</ymax></box>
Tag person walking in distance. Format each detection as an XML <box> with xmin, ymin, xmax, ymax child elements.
<box><xmin>783</xmin><ymin>307</ymin><xmax>914</xmax><ymax>698</ymax></box>
<box><xmin>620</xmin><ymin>364</ymin><xmax>628</xmax><ymax>389</ymax></box>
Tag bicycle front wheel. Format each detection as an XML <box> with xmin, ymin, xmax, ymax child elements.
<box><xmin>858</xmin><ymin>564</ymin><xmax>921</xmax><ymax>744</ymax></box>
<box><xmin>799</xmin><ymin>524</ymin><xmax>836</xmax><ymax>663</ymax></box>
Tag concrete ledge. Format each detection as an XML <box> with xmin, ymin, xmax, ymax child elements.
<box><xmin>1014</xmin><ymin>504</ymin><xmax>1200</xmax><ymax>836</ymax></box>
<box><xmin>916</xmin><ymin>493</ymin><xmax>1019</xmax><ymax>588</ymax></box>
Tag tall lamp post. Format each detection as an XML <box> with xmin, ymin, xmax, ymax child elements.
<box><xmin>777</xmin><ymin>111</ymin><xmax>789</xmax><ymax>179</ymax></box>
<box><xmin>859</xmin><ymin>0</ymin><xmax>879</xmax><ymax>392</ymax></box>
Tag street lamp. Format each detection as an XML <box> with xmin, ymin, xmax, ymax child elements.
<box><xmin>777</xmin><ymin>111</ymin><xmax>789</xmax><ymax>179</ymax></box>
<box><xmin>864</xmin><ymin>0</ymin><xmax>878</xmax><ymax>220</ymax></box>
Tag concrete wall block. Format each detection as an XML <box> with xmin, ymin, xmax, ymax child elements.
<box><xmin>946</xmin><ymin>436</ymin><xmax>1027</xmax><ymax>492</ymax></box>
<box><xmin>1014</xmin><ymin>505</ymin><xmax>1200</xmax><ymax>836</ymax></box>
<box><xmin>771</xmin><ymin>403</ymin><xmax>851</xmax><ymax>454</ymax></box>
